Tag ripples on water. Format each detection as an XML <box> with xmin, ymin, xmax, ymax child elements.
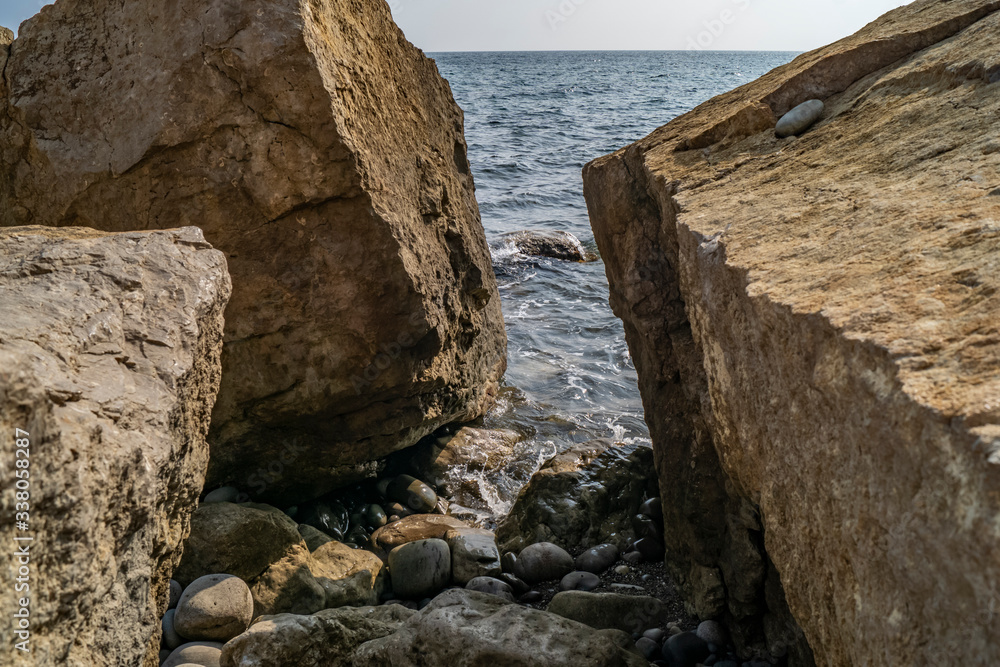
<box><xmin>429</xmin><ymin>51</ymin><xmax>796</xmax><ymax>508</ymax></box>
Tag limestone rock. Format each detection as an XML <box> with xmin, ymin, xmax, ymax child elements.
<box><xmin>219</xmin><ymin>606</ymin><xmax>415</xmax><ymax>667</ymax></box>
<box><xmin>353</xmin><ymin>589</ymin><xmax>648</xmax><ymax>666</ymax></box>
<box><xmin>547</xmin><ymin>592</ymin><xmax>668</xmax><ymax>635</ymax></box>
<box><xmin>371</xmin><ymin>514</ymin><xmax>468</xmax><ymax>552</ymax></box>
<box><xmin>584</xmin><ymin>1</ymin><xmax>1000</xmax><ymax>664</ymax></box>
<box><xmin>0</xmin><ymin>227</ymin><xmax>229</xmax><ymax>667</ymax></box>
<box><xmin>502</xmin><ymin>230</ymin><xmax>598</xmax><ymax>262</ymax></box>
<box><xmin>497</xmin><ymin>441</ymin><xmax>657</xmax><ymax>554</ymax></box>
<box><xmin>173</xmin><ymin>503</ymin><xmax>305</xmax><ymax>586</ymax></box>
<box><xmin>0</xmin><ymin>0</ymin><xmax>507</xmax><ymax>504</ymax></box>
<box><xmin>249</xmin><ymin>546</ymin><xmax>327</xmax><ymax>617</ymax></box>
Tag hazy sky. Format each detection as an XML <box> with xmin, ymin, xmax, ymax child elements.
<box><xmin>3</xmin><ymin>0</ymin><xmax>911</xmax><ymax>51</ymax></box>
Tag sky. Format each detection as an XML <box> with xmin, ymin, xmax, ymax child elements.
<box><xmin>2</xmin><ymin>0</ymin><xmax>912</xmax><ymax>52</ymax></box>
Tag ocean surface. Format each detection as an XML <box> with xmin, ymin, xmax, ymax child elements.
<box><xmin>430</xmin><ymin>51</ymin><xmax>796</xmax><ymax>513</ymax></box>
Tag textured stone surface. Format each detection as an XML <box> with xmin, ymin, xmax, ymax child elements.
<box><xmin>0</xmin><ymin>227</ymin><xmax>229</xmax><ymax>664</ymax></box>
<box><xmin>371</xmin><ymin>514</ymin><xmax>468</xmax><ymax>552</ymax></box>
<box><xmin>220</xmin><ymin>606</ymin><xmax>415</xmax><ymax>667</ymax></box>
<box><xmin>445</xmin><ymin>527</ymin><xmax>502</xmax><ymax>585</ymax></box>
<box><xmin>584</xmin><ymin>1</ymin><xmax>1000</xmax><ymax>664</ymax></box>
<box><xmin>0</xmin><ymin>0</ymin><xmax>506</xmax><ymax>503</ymax></box>
<box><xmin>547</xmin><ymin>592</ymin><xmax>668</xmax><ymax>635</ymax></box>
<box><xmin>353</xmin><ymin>589</ymin><xmax>648</xmax><ymax>666</ymax></box>
<box><xmin>497</xmin><ymin>441</ymin><xmax>657</xmax><ymax>554</ymax></box>
<box><xmin>174</xmin><ymin>574</ymin><xmax>254</xmax><ymax>642</ymax></box>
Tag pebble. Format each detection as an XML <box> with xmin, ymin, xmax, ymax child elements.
<box><xmin>696</xmin><ymin>619</ymin><xmax>728</xmax><ymax>646</ymax></box>
<box><xmin>559</xmin><ymin>571</ymin><xmax>601</xmax><ymax>592</ymax></box>
<box><xmin>638</xmin><ymin>497</ymin><xmax>662</xmax><ymax>522</ymax></box>
<box><xmin>501</xmin><ymin>551</ymin><xmax>517</xmax><ymax>574</ymax></box>
<box><xmin>445</xmin><ymin>528</ymin><xmax>502</xmax><ymax>584</ymax></box>
<box><xmin>161</xmin><ymin>641</ymin><xmax>224</xmax><ymax>667</ymax></box>
<box><xmin>634</xmin><ymin>514</ymin><xmax>661</xmax><ymax>540</ymax></box>
<box><xmin>663</xmin><ymin>631</ymin><xmax>711</xmax><ymax>667</ymax></box>
<box><xmin>614</xmin><ymin>565</ymin><xmax>630</xmax><ymax>576</ymax></box>
<box><xmin>465</xmin><ymin>576</ymin><xmax>515</xmax><ymax>601</ymax></box>
<box><xmin>202</xmin><ymin>486</ymin><xmax>239</xmax><ymax>504</ymax></box>
<box><xmin>298</xmin><ymin>523</ymin><xmax>334</xmax><ymax>552</ymax></box>
<box><xmin>161</xmin><ymin>609</ymin><xmax>183</xmax><ymax>650</ymax></box>
<box><xmin>518</xmin><ymin>590</ymin><xmax>543</xmax><ymax>604</ymax></box>
<box><xmin>635</xmin><ymin>637</ymin><xmax>661</xmax><ymax>660</ymax></box>
<box><xmin>641</xmin><ymin>574</ymin><xmax>653</xmax><ymax>583</ymax></box>
<box><xmin>168</xmin><ymin>580</ymin><xmax>183</xmax><ymax>610</ymax></box>
<box><xmin>497</xmin><ymin>573</ymin><xmax>531</xmax><ymax>597</ymax></box>
<box><xmin>173</xmin><ymin>574</ymin><xmax>253</xmax><ymax>642</ymax></box>
<box><xmin>634</xmin><ymin>536</ymin><xmax>665</xmax><ymax>561</ymax></box>
<box><xmin>387</xmin><ymin>538</ymin><xmax>451</xmax><ymax>599</ymax></box>
<box><xmin>512</xmin><ymin>542</ymin><xmax>574</xmax><ymax>584</ymax></box>
<box><xmin>668</xmin><ymin>625</ymin><xmax>684</xmax><ymax>637</ymax></box>
<box><xmin>775</xmin><ymin>99</ymin><xmax>824</xmax><ymax>138</ymax></box>
<box><xmin>575</xmin><ymin>543</ymin><xmax>619</xmax><ymax>574</ymax></box>
<box><xmin>622</xmin><ymin>551</ymin><xmax>643</xmax><ymax>564</ymax></box>
<box><xmin>387</xmin><ymin>475</ymin><xmax>438</xmax><ymax>513</ymax></box>
<box><xmin>643</xmin><ymin>628</ymin><xmax>665</xmax><ymax>643</ymax></box>
<box><xmin>365</xmin><ymin>503</ymin><xmax>388</xmax><ymax>529</ymax></box>
<box><xmin>610</xmin><ymin>583</ymin><xmax>644</xmax><ymax>591</ymax></box>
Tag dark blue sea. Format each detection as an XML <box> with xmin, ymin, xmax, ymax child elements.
<box><xmin>430</xmin><ymin>51</ymin><xmax>796</xmax><ymax>511</ymax></box>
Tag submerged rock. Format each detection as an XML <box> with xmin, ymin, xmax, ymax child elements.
<box><xmin>353</xmin><ymin>589</ymin><xmax>648</xmax><ymax>666</ymax></box>
<box><xmin>502</xmin><ymin>230</ymin><xmax>598</xmax><ymax>262</ymax></box>
<box><xmin>0</xmin><ymin>0</ymin><xmax>507</xmax><ymax>504</ymax></box>
<box><xmin>497</xmin><ymin>441</ymin><xmax>657</xmax><ymax>554</ymax></box>
<box><xmin>584</xmin><ymin>0</ymin><xmax>1000</xmax><ymax>663</ymax></box>
<box><xmin>0</xmin><ymin>227</ymin><xmax>229</xmax><ymax>667</ymax></box>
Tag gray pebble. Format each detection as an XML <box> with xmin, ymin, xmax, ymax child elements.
<box><xmin>614</xmin><ymin>565</ymin><xmax>630</xmax><ymax>576</ymax></box>
<box><xmin>465</xmin><ymin>576</ymin><xmax>515</xmax><ymax>601</ymax></box>
<box><xmin>696</xmin><ymin>619</ymin><xmax>728</xmax><ymax>646</ymax></box>
<box><xmin>575</xmin><ymin>543</ymin><xmax>619</xmax><ymax>574</ymax></box>
<box><xmin>501</xmin><ymin>551</ymin><xmax>517</xmax><ymax>574</ymax></box>
<box><xmin>161</xmin><ymin>642</ymin><xmax>224</xmax><ymax>667</ymax></box>
<box><xmin>635</xmin><ymin>636</ymin><xmax>661</xmax><ymax>660</ymax></box>
<box><xmin>387</xmin><ymin>475</ymin><xmax>438</xmax><ymax>513</ymax></box>
<box><xmin>161</xmin><ymin>609</ymin><xmax>183</xmax><ymax>650</ymax></box>
<box><xmin>513</xmin><ymin>542</ymin><xmax>574</xmax><ymax>584</ymax></box>
<box><xmin>638</xmin><ymin>497</ymin><xmax>662</xmax><ymax>522</ymax></box>
<box><xmin>643</xmin><ymin>628</ymin><xmax>665</xmax><ymax>643</ymax></box>
<box><xmin>775</xmin><ymin>99</ymin><xmax>824</xmax><ymax>138</ymax></box>
<box><xmin>202</xmin><ymin>486</ymin><xmax>239</xmax><ymax>504</ymax></box>
<box><xmin>518</xmin><ymin>590</ymin><xmax>543</xmax><ymax>604</ymax></box>
<box><xmin>559</xmin><ymin>571</ymin><xmax>601</xmax><ymax>592</ymax></box>
<box><xmin>168</xmin><ymin>580</ymin><xmax>183</xmax><ymax>610</ymax></box>
<box><xmin>622</xmin><ymin>551</ymin><xmax>643</xmax><ymax>564</ymax></box>
<box><xmin>173</xmin><ymin>574</ymin><xmax>253</xmax><ymax>642</ymax></box>
<box><xmin>388</xmin><ymin>538</ymin><xmax>451</xmax><ymax>599</ymax></box>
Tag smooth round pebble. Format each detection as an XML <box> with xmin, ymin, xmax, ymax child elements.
<box><xmin>518</xmin><ymin>590</ymin><xmax>543</xmax><ymax>604</ymax></box>
<box><xmin>622</xmin><ymin>551</ymin><xmax>643</xmax><ymax>564</ymax></box>
<box><xmin>575</xmin><ymin>543</ymin><xmax>619</xmax><ymax>574</ymax></box>
<box><xmin>638</xmin><ymin>497</ymin><xmax>662</xmax><ymax>522</ymax></box>
<box><xmin>501</xmin><ymin>551</ymin><xmax>517</xmax><ymax>574</ymax></box>
<box><xmin>159</xmin><ymin>649</ymin><xmax>171</xmax><ymax>664</ymax></box>
<box><xmin>162</xmin><ymin>609</ymin><xmax>183</xmax><ymax>650</ymax></box>
<box><xmin>161</xmin><ymin>641</ymin><xmax>224</xmax><ymax>667</ymax></box>
<box><xmin>697</xmin><ymin>619</ymin><xmax>728</xmax><ymax>646</ymax></box>
<box><xmin>775</xmin><ymin>99</ymin><xmax>824</xmax><ymax>138</ymax></box>
<box><xmin>559</xmin><ymin>571</ymin><xmax>601</xmax><ymax>592</ymax></box>
<box><xmin>498</xmin><ymin>572</ymin><xmax>531</xmax><ymax>596</ymax></box>
<box><xmin>202</xmin><ymin>486</ymin><xmax>239</xmax><ymax>504</ymax></box>
<box><xmin>365</xmin><ymin>503</ymin><xmax>388</xmax><ymax>529</ymax></box>
<box><xmin>388</xmin><ymin>538</ymin><xmax>451</xmax><ymax>599</ymax></box>
<box><xmin>635</xmin><ymin>636</ymin><xmax>661</xmax><ymax>660</ymax></box>
<box><xmin>643</xmin><ymin>628</ymin><xmax>665</xmax><ymax>643</ymax></box>
<box><xmin>173</xmin><ymin>574</ymin><xmax>253</xmax><ymax>642</ymax></box>
<box><xmin>387</xmin><ymin>475</ymin><xmax>438</xmax><ymax>513</ymax></box>
<box><xmin>614</xmin><ymin>565</ymin><xmax>630</xmax><ymax>576</ymax></box>
<box><xmin>465</xmin><ymin>576</ymin><xmax>515</xmax><ymax>601</ymax></box>
<box><xmin>513</xmin><ymin>542</ymin><xmax>574</xmax><ymax>584</ymax></box>
<box><xmin>168</xmin><ymin>580</ymin><xmax>183</xmax><ymax>610</ymax></box>
<box><xmin>634</xmin><ymin>536</ymin><xmax>665</xmax><ymax>561</ymax></box>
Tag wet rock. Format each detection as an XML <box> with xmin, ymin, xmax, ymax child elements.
<box><xmin>634</xmin><ymin>536</ymin><xmax>666</xmax><ymax>562</ymax></box>
<box><xmin>445</xmin><ymin>527</ymin><xmax>502</xmax><ymax>584</ymax></box>
<box><xmin>203</xmin><ymin>487</ymin><xmax>240</xmax><ymax>504</ymax></box>
<box><xmin>501</xmin><ymin>551</ymin><xmax>518</xmax><ymax>574</ymax></box>
<box><xmin>0</xmin><ymin>226</ymin><xmax>229</xmax><ymax>666</ymax></box>
<box><xmin>386</xmin><ymin>475</ymin><xmax>438</xmax><ymax>513</ymax></box>
<box><xmin>502</xmin><ymin>230</ymin><xmax>598</xmax><ymax>262</ymax></box>
<box><xmin>638</xmin><ymin>497</ymin><xmax>663</xmax><ymax>523</ymax></box>
<box><xmin>173</xmin><ymin>503</ymin><xmax>304</xmax><ymax>586</ymax></box>
<box><xmin>512</xmin><ymin>542</ymin><xmax>575</xmax><ymax>584</ymax></box>
<box><xmin>576</xmin><ymin>544</ymin><xmax>620</xmax><ymax>574</ymax></box>
<box><xmin>298</xmin><ymin>524</ymin><xmax>334</xmax><ymax>553</ymax></box>
<box><xmin>371</xmin><ymin>514</ymin><xmax>469</xmax><ymax>552</ymax></box>
<box><xmin>162</xmin><ymin>642</ymin><xmax>224</xmax><ymax>667</ymax></box>
<box><xmin>219</xmin><ymin>606</ymin><xmax>415</xmax><ymax>667</ymax></box>
<box><xmin>174</xmin><ymin>574</ymin><xmax>253</xmax><ymax>643</ymax></box>
<box><xmin>497</xmin><ymin>573</ymin><xmax>531</xmax><ymax>597</ymax></box>
<box><xmin>635</xmin><ymin>636</ymin><xmax>661</xmax><ymax>660</ymax></box>
<box><xmin>559</xmin><ymin>571</ymin><xmax>601</xmax><ymax>592</ymax></box>
<box><xmin>299</xmin><ymin>501</ymin><xmax>349</xmax><ymax>539</ymax></box>
<box><xmin>519</xmin><ymin>591</ymin><xmax>544</xmax><ymax>604</ymax></box>
<box><xmin>775</xmin><ymin>99</ymin><xmax>824</xmax><ymax>138</ymax></box>
<box><xmin>547</xmin><ymin>591</ymin><xmax>668</xmax><ymax>635</ymax></box>
<box><xmin>465</xmin><ymin>576</ymin><xmax>515</xmax><ymax>602</ymax></box>
<box><xmin>388</xmin><ymin>539</ymin><xmax>452</xmax><ymax>599</ymax></box>
<box><xmin>365</xmin><ymin>504</ymin><xmax>388</xmax><ymax>530</ymax></box>
<box><xmin>353</xmin><ymin>589</ymin><xmax>648</xmax><ymax>666</ymax></box>
<box><xmin>497</xmin><ymin>441</ymin><xmax>657</xmax><ymax>554</ymax></box>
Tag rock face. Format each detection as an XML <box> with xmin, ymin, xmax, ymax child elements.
<box><xmin>497</xmin><ymin>441</ymin><xmax>657</xmax><ymax>554</ymax></box>
<box><xmin>584</xmin><ymin>1</ymin><xmax>1000</xmax><ymax>664</ymax></box>
<box><xmin>0</xmin><ymin>0</ymin><xmax>507</xmax><ymax>503</ymax></box>
<box><xmin>0</xmin><ymin>227</ymin><xmax>230</xmax><ymax>666</ymax></box>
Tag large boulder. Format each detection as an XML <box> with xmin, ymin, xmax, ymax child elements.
<box><xmin>352</xmin><ymin>589</ymin><xmax>648</xmax><ymax>666</ymax></box>
<box><xmin>0</xmin><ymin>227</ymin><xmax>229</xmax><ymax>666</ymax></box>
<box><xmin>220</xmin><ymin>605</ymin><xmax>415</xmax><ymax>667</ymax></box>
<box><xmin>0</xmin><ymin>0</ymin><xmax>506</xmax><ymax>503</ymax></box>
<box><xmin>496</xmin><ymin>441</ymin><xmax>657</xmax><ymax>554</ymax></box>
<box><xmin>584</xmin><ymin>1</ymin><xmax>1000</xmax><ymax>664</ymax></box>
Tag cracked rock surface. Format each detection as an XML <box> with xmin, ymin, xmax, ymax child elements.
<box><xmin>0</xmin><ymin>0</ymin><xmax>506</xmax><ymax>503</ymax></box>
<box><xmin>0</xmin><ymin>226</ymin><xmax>230</xmax><ymax>667</ymax></box>
<box><xmin>585</xmin><ymin>1</ymin><xmax>1000</xmax><ymax>664</ymax></box>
